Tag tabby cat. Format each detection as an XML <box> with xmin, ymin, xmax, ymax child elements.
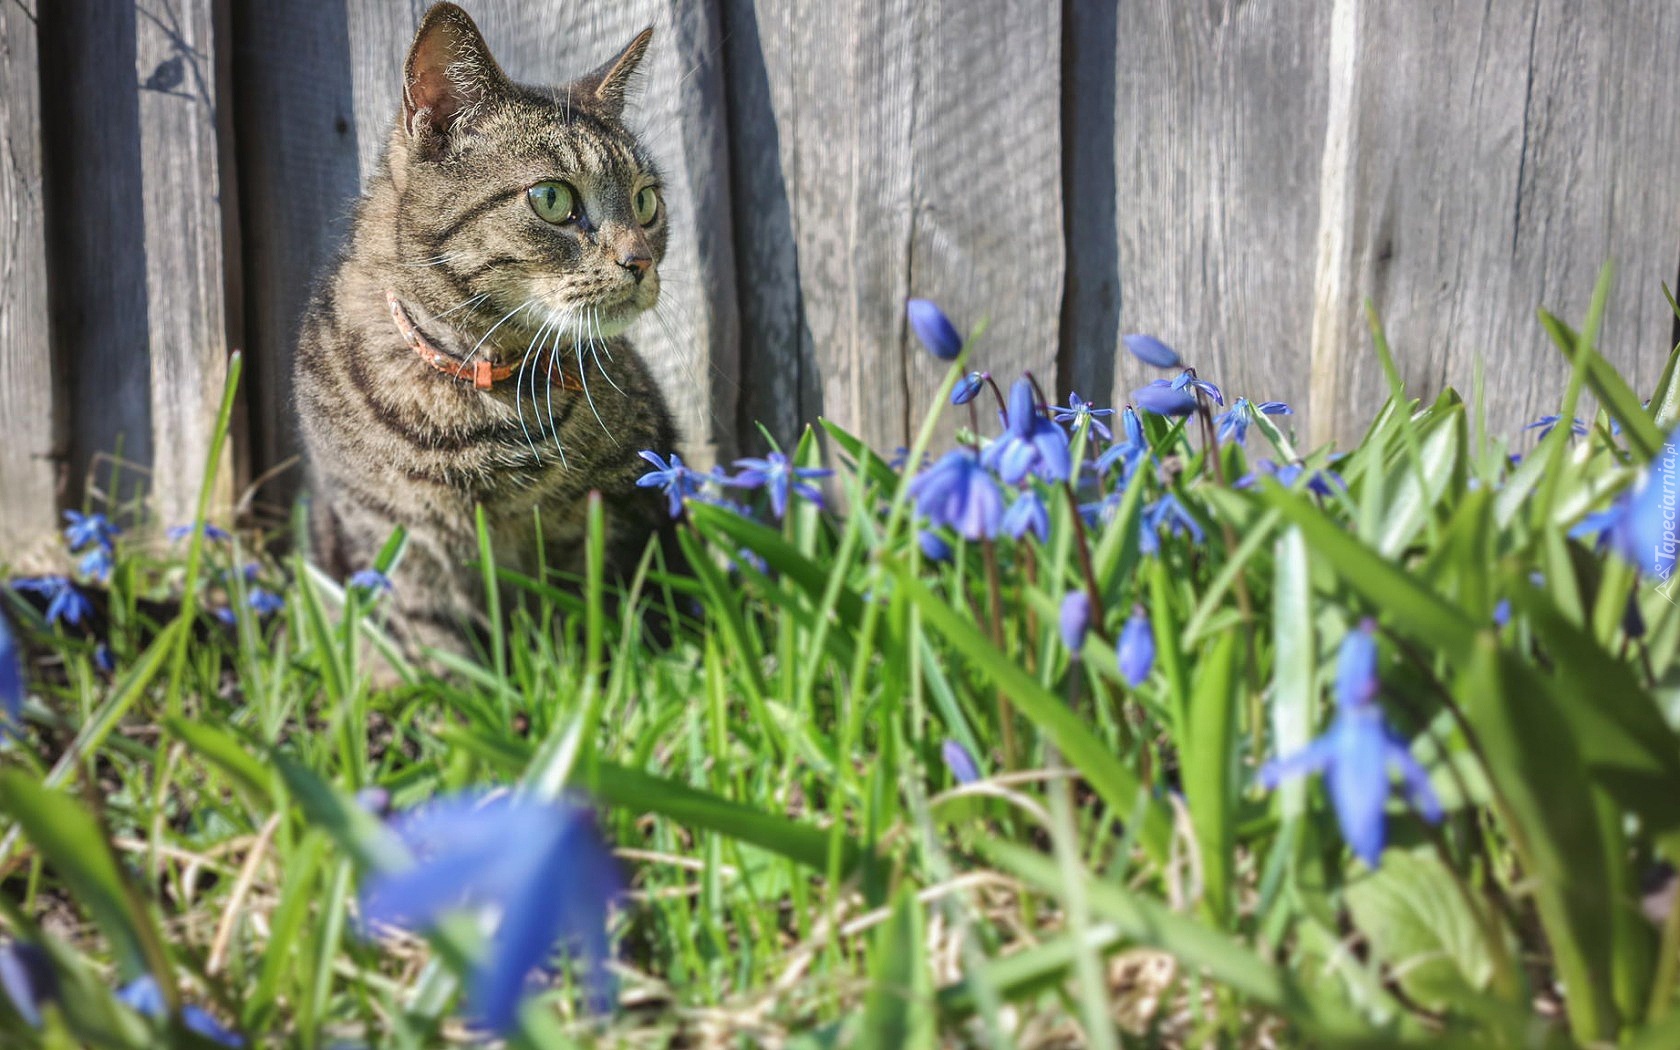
<box><xmin>294</xmin><ymin>3</ymin><xmax>679</xmax><ymax>657</ymax></box>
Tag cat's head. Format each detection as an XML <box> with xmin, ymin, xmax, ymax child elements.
<box><xmin>389</xmin><ymin>3</ymin><xmax>664</xmax><ymax>347</ymax></box>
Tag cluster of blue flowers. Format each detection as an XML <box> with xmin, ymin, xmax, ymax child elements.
<box><xmin>636</xmin><ymin>449</ymin><xmax>833</xmax><ymax>522</ymax></box>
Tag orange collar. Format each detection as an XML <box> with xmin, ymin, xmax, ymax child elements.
<box><xmin>386</xmin><ymin>290</ymin><xmax>583</xmax><ymax>393</ymax></box>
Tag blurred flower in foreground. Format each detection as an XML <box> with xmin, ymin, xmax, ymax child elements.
<box><xmin>77</xmin><ymin>546</ymin><xmax>113</xmax><ymax>582</ymax></box>
<box><xmin>1001</xmin><ymin>490</ymin><xmax>1049</xmax><ymax>544</ymax></box>
<box><xmin>983</xmin><ymin>379</ymin><xmax>1071</xmax><ymax>484</ymax></box>
<box><xmin>9</xmin><ymin>577</ymin><xmax>91</xmax><ymax>629</ymax></box>
<box><xmin>350</xmin><ymin>569</ymin><xmax>394</xmax><ymax>597</ymax></box>
<box><xmin>1122</xmin><ymin>334</ymin><xmax>1182</xmax><ymax>369</ymax></box>
<box><xmin>116</xmin><ymin>974</ymin><xmax>243</xmax><ymax>1047</ymax></box>
<box><xmin>62</xmin><ymin>511</ymin><xmax>119</xmax><ymax>553</ymax></box>
<box><xmin>909</xmin><ymin>450</ymin><xmax>1004</xmax><ymax>541</ymax></box>
<box><xmin>0</xmin><ymin>616</ymin><xmax>22</xmax><ymax>737</ymax></box>
<box><xmin>1572</xmin><ymin>425</ymin><xmax>1680</xmax><ymax>581</ymax></box>
<box><xmin>1139</xmin><ymin>494</ymin><xmax>1205</xmax><ymax>555</ymax></box>
<box><xmin>1132</xmin><ymin>381</ymin><xmax>1197</xmax><ymax>417</ymax></box>
<box><xmin>360</xmin><ymin>792</ymin><xmax>623</xmax><ymax>1035</ymax></box>
<box><xmin>1059</xmin><ymin>591</ymin><xmax>1092</xmax><ymax>654</ymax></box>
<box><xmin>1116</xmin><ymin>606</ymin><xmax>1154</xmax><ymax>686</ymax></box>
<box><xmin>731</xmin><ymin>451</ymin><xmax>833</xmax><ymax>519</ymax></box>
<box><xmin>0</xmin><ymin>941</ymin><xmax>55</xmax><ymax>1027</ymax></box>
<box><xmin>1256</xmin><ymin>621</ymin><xmax>1442</xmax><ymax>867</ymax></box>
<box><xmin>941</xmin><ymin>739</ymin><xmax>981</xmax><ymax>785</ymax></box>
<box><xmin>1215</xmin><ymin>398</ymin><xmax>1292</xmax><ymax>446</ymax></box>
<box><xmin>907</xmin><ymin>298</ymin><xmax>962</xmax><ymax>360</ymax></box>
<box><xmin>167</xmin><ymin>522</ymin><xmax>231</xmax><ymax>543</ymax></box>
<box><xmin>1237</xmin><ymin>458</ymin><xmax>1345</xmax><ymax>498</ymax></box>
<box><xmin>917</xmin><ymin>530</ymin><xmax>952</xmax><ymax>562</ymax></box>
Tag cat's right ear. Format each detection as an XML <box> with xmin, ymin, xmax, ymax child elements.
<box><xmin>403</xmin><ymin>3</ymin><xmax>508</xmax><ymax>153</ymax></box>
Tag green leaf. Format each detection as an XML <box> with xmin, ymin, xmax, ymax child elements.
<box><xmin>891</xmin><ymin>566</ymin><xmax>1172</xmax><ymax>862</ymax></box>
<box><xmin>586</xmin><ymin>760</ymin><xmax>864</xmax><ymax>875</ymax></box>
<box><xmin>687</xmin><ymin>502</ymin><xmax>866</xmax><ymax>628</ymax></box>
<box><xmin>856</xmin><ymin>886</ymin><xmax>933</xmax><ymax>1049</ymax></box>
<box><xmin>1182</xmin><ymin>629</ymin><xmax>1239</xmax><ymax>924</ymax></box>
<box><xmin>1345</xmin><ymin>851</ymin><xmax>1500</xmax><ymax>1012</ymax></box>
<box><xmin>1539</xmin><ymin>308</ymin><xmax>1664</xmax><ymax>460</ymax></box>
<box><xmin>0</xmin><ymin>772</ymin><xmax>161</xmax><ymax>982</ymax></box>
<box><xmin>164</xmin><ymin>719</ymin><xmax>272</xmax><ymax>802</ymax></box>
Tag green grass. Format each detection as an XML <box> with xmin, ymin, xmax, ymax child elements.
<box><xmin>5</xmin><ymin>275</ymin><xmax>1680</xmax><ymax>1047</ymax></box>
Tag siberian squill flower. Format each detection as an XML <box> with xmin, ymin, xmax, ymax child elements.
<box><xmin>1256</xmin><ymin>621</ymin><xmax>1442</xmax><ymax>867</ymax></box>
<box><xmin>635</xmin><ymin>451</ymin><xmax>702</xmax><ymax>518</ymax></box>
<box><xmin>1169</xmin><ymin>369</ymin><xmax>1224</xmax><ymax>406</ymax></box>
<box><xmin>1050</xmin><ymin>393</ymin><xmax>1115</xmax><ymax>441</ymax></box>
<box><xmin>349</xmin><ymin>569</ymin><xmax>394</xmax><ymax>597</ymax></box>
<box><xmin>0</xmin><ymin>941</ymin><xmax>56</xmax><ymax>1028</ymax></box>
<box><xmin>941</xmin><ymin>739</ymin><xmax>982</xmax><ymax>785</ymax></box>
<box><xmin>0</xmin><ymin>617</ymin><xmax>22</xmax><ymax>737</ymax></box>
<box><xmin>1132</xmin><ymin>381</ymin><xmax>1197</xmax><ymax>418</ymax></box>
<box><xmin>1000</xmin><ymin>490</ymin><xmax>1049</xmax><ymax>543</ymax></box>
<box><xmin>62</xmin><ymin>511</ymin><xmax>120</xmax><ymax>553</ymax></box>
<box><xmin>982</xmin><ymin>379</ymin><xmax>1071</xmax><ymax>484</ymax></box>
<box><xmin>1215</xmin><ymin>398</ymin><xmax>1292</xmax><ymax>446</ymax></box>
<box><xmin>908</xmin><ymin>450</ymin><xmax>1004</xmax><ymax>541</ymax></box>
<box><xmin>116</xmin><ymin>974</ymin><xmax>243</xmax><ymax>1047</ymax></box>
<box><xmin>1122</xmin><ymin>334</ymin><xmax>1182</xmax><ymax>369</ymax></box>
<box><xmin>918</xmin><ymin>530</ymin><xmax>953</xmax><ymax>562</ymax></box>
<box><xmin>1525</xmin><ymin>415</ymin><xmax>1588</xmax><ymax>440</ymax></box>
<box><xmin>1059</xmin><ymin>591</ymin><xmax>1092</xmax><ymax>654</ymax></box>
<box><xmin>907</xmin><ymin>299</ymin><xmax>962</xmax><ymax>360</ymax></box>
<box><xmin>1236</xmin><ymin>458</ymin><xmax>1345</xmax><ymax>497</ymax></box>
<box><xmin>166</xmin><ymin>522</ymin><xmax>232</xmax><ymax>543</ymax></box>
<box><xmin>359</xmin><ymin>792</ymin><xmax>623</xmax><ymax>1034</ymax></box>
<box><xmin>1572</xmin><ymin>425</ymin><xmax>1680</xmax><ymax>580</ymax></box>
<box><xmin>952</xmin><ymin>372</ymin><xmax>988</xmax><ymax>407</ymax></box>
<box><xmin>1138</xmin><ymin>494</ymin><xmax>1205</xmax><ymax>555</ymax></box>
<box><xmin>78</xmin><ymin>545</ymin><xmax>114</xmax><ymax>583</ymax></box>
<box><xmin>731</xmin><ymin>451</ymin><xmax>833</xmax><ymax>519</ymax></box>
<box><xmin>1094</xmin><ymin>408</ymin><xmax>1149</xmax><ymax>480</ymax></box>
<box><xmin>1116</xmin><ymin>606</ymin><xmax>1154</xmax><ymax>686</ymax></box>
<box><xmin>10</xmin><ymin>577</ymin><xmax>91</xmax><ymax>628</ymax></box>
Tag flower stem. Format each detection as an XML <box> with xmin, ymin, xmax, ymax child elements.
<box><xmin>981</xmin><ymin>538</ymin><xmax>1017</xmax><ymax>770</ymax></box>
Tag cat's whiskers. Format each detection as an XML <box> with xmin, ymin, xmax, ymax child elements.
<box><xmin>588</xmin><ymin>304</ymin><xmax>629</xmax><ymax>400</ymax></box>
<box><xmin>575</xmin><ymin>304</ymin><xmax>619</xmax><ymax>444</ymax></box>
<box><xmin>434</xmin><ymin>291</ymin><xmax>491</xmax><ymax>320</ymax></box>
<box><xmin>465</xmin><ymin>299</ymin><xmax>534</xmax><ymax>366</ymax></box>
<box><xmin>514</xmin><ymin>312</ymin><xmax>559</xmax><ymax>464</ymax></box>
<box><xmin>401</xmin><ymin>252</ymin><xmax>472</xmax><ymax>268</ymax></box>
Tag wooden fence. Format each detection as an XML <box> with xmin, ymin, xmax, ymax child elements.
<box><xmin>2</xmin><ymin>0</ymin><xmax>1678</xmax><ymax>557</ymax></box>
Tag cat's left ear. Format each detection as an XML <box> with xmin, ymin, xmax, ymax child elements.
<box><xmin>578</xmin><ymin>27</ymin><xmax>653</xmax><ymax>119</ymax></box>
<box><xmin>403</xmin><ymin>3</ymin><xmax>510</xmax><ymax>151</ymax></box>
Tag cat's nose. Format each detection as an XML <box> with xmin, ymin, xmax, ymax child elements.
<box><xmin>617</xmin><ymin>251</ymin><xmax>652</xmax><ymax>283</ymax></box>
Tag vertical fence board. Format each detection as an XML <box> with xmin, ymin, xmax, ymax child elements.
<box><xmin>0</xmin><ymin>0</ymin><xmax>58</xmax><ymax>558</ymax></box>
<box><xmin>342</xmin><ymin>0</ymin><xmax>736</xmax><ymax>464</ymax></box>
<box><xmin>135</xmin><ymin>0</ymin><xmax>238</xmax><ymax>526</ymax></box>
<box><xmin>1313</xmin><ymin>1</ymin><xmax>1680</xmax><ymax>444</ymax></box>
<box><xmin>231</xmin><ymin>2</ymin><xmax>361</xmax><ymax>519</ymax></box>
<box><xmin>726</xmin><ymin>0</ymin><xmax>1063</xmax><ymax>454</ymax></box>
<box><xmin>1112</xmin><ymin>2</ymin><xmax>1330</xmax><ymax>432</ymax></box>
<box><xmin>38</xmin><ymin>1</ymin><xmax>153</xmax><ymax>514</ymax></box>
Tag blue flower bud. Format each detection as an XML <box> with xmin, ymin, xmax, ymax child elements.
<box><xmin>1116</xmin><ymin>606</ymin><xmax>1155</xmax><ymax>686</ymax></box>
<box><xmin>1059</xmin><ymin>592</ymin><xmax>1092</xmax><ymax>655</ymax></box>
<box><xmin>1122</xmin><ymin>334</ymin><xmax>1182</xmax><ymax>369</ymax></box>
<box><xmin>908</xmin><ymin>299</ymin><xmax>962</xmax><ymax>360</ymax></box>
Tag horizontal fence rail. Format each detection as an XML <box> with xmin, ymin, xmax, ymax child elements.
<box><xmin>1</xmin><ymin>0</ymin><xmax>1676</xmax><ymax>557</ymax></box>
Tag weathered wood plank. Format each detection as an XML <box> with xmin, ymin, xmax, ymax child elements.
<box><xmin>134</xmin><ymin>0</ymin><xmax>238</xmax><ymax>525</ymax></box>
<box><xmin>342</xmin><ymin>0</ymin><xmax>737</xmax><ymax>465</ymax></box>
<box><xmin>1058</xmin><ymin>0</ymin><xmax>1119</xmax><ymax>407</ymax></box>
<box><xmin>1311</xmin><ymin>0</ymin><xmax>1680</xmax><ymax>445</ymax></box>
<box><xmin>1112</xmin><ymin>1</ymin><xmax>1331</xmax><ymax>433</ymax></box>
<box><xmin>0</xmin><ymin>0</ymin><xmax>59</xmax><ymax>559</ymax></box>
<box><xmin>37</xmin><ymin>0</ymin><xmax>153</xmax><ymax>513</ymax></box>
<box><xmin>725</xmin><ymin>0</ymin><xmax>1063</xmax><ymax>454</ymax></box>
<box><xmin>230</xmin><ymin>2</ymin><xmax>361</xmax><ymax>517</ymax></box>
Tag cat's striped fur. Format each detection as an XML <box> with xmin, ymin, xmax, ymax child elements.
<box><xmin>294</xmin><ymin>3</ymin><xmax>678</xmax><ymax>656</ymax></box>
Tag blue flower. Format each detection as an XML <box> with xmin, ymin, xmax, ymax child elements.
<box><xmin>907</xmin><ymin>299</ymin><xmax>963</xmax><ymax>360</ymax></box>
<box><xmin>635</xmin><ymin>451</ymin><xmax>702</xmax><ymax>518</ymax></box>
<box><xmin>62</xmin><ymin>511</ymin><xmax>119</xmax><ymax>553</ymax></box>
<box><xmin>10</xmin><ymin>577</ymin><xmax>91</xmax><ymax>628</ymax></box>
<box><xmin>1236</xmin><ymin>458</ymin><xmax>1345</xmax><ymax>497</ymax></box>
<box><xmin>349</xmin><ymin>569</ymin><xmax>394</xmax><ymax>597</ymax></box>
<box><xmin>1256</xmin><ymin>622</ymin><xmax>1442</xmax><ymax>868</ymax></box>
<box><xmin>982</xmin><ymin>379</ymin><xmax>1071</xmax><ymax>484</ymax></box>
<box><xmin>941</xmin><ymin>740</ymin><xmax>981</xmax><ymax>785</ymax></box>
<box><xmin>1139</xmin><ymin>494</ymin><xmax>1205</xmax><ymax>554</ymax></box>
<box><xmin>1050</xmin><ymin>393</ymin><xmax>1115</xmax><ymax>441</ymax></box>
<box><xmin>1214</xmin><ymin>398</ymin><xmax>1292</xmax><ymax>445</ymax></box>
<box><xmin>0</xmin><ymin>617</ymin><xmax>21</xmax><ymax>739</ymax></box>
<box><xmin>1116</xmin><ymin>606</ymin><xmax>1154</xmax><ymax>686</ymax></box>
<box><xmin>247</xmin><ymin>589</ymin><xmax>285</xmax><ymax>617</ymax></box>
<box><xmin>167</xmin><ymin>522</ymin><xmax>231</xmax><ymax>543</ymax></box>
<box><xmin>731</xmin><ymin>451</ymin><xmax>833</xmax><ymax>519</ymax></box>
<box><xmin>94</xmin><ymin>643</ymin><xmax>114</xmax><ymax>675</ymax></box>
<box><xmin>78</xmin><ymin>545</ymin><xmax>113</xmax><ymax>583</ymax></box>
<box><xmin>1094</xmin><ymin>408</ymin><xmax>1149</xmax><ymax>479</ymax></box>
<box><xmin>1122</xmin><ymin>334</ymin><xmax>1183</xmax><ymax>369</ymax></box>
<box><xmin>359</xmin><ymin>793</ymin><xmax>623</xmax><ymax>1034</ymax></box>
<box><xmin>0</xmin><ymin>941</ymin><xmax>56</xmax><ymax>1028</ymax></box>
<box><xmin>1000</xmin><ymin>490</ymin><xmax>1050</xmax><ymax>543</ymax></box>
<box><xmin>952</xmin><ymin>371</ymin><xmax>988</xmax><ymax>406</ymax></box>
<box><xmin>1169</xmin><ymin>369</ymin><xmax>1224</xmax><ymax>406</ymax></box>
<box><xmin>1525</xmin><ymin>414</ymin><xmax>1588</xmax><ymax>440</ymax></box>
<box><xmin>908</xmin><ymin>450</ymin><xmax>1004</xmax><ymax>541</ymax></box>
<box><xmin>918</xmin><ymin>530</ymin><xmax>953</xmax><ymax>562</ymax></box>
<box><xmin>1132</xmin><ymin>381</ymin><xmax>1197</xmax><ymax>417</ymax></box>
<box><xmin>1575</xmin><ymin>427</ymin><xmax>1680</xmax><ymax>580</ymax></box>
<box><xmin>1059</xmin><ymin>591</ymin><xmax>1092</xmax><ymax>654</ymax></box>
<box><xmin>116</xmin><ymin>974</ymin><xmax>243</xmax><ymax>1047</ymax></box>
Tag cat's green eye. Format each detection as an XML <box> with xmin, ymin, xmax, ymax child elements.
<box><xmin>527</xmin><ymin>181</ymin><xmax>578</xmax><ymax>224</ymax></box>
<box><xmin>633</xmin><ymin>185</ymin><xmax>660</xmax><ymax>226</ymax></box>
